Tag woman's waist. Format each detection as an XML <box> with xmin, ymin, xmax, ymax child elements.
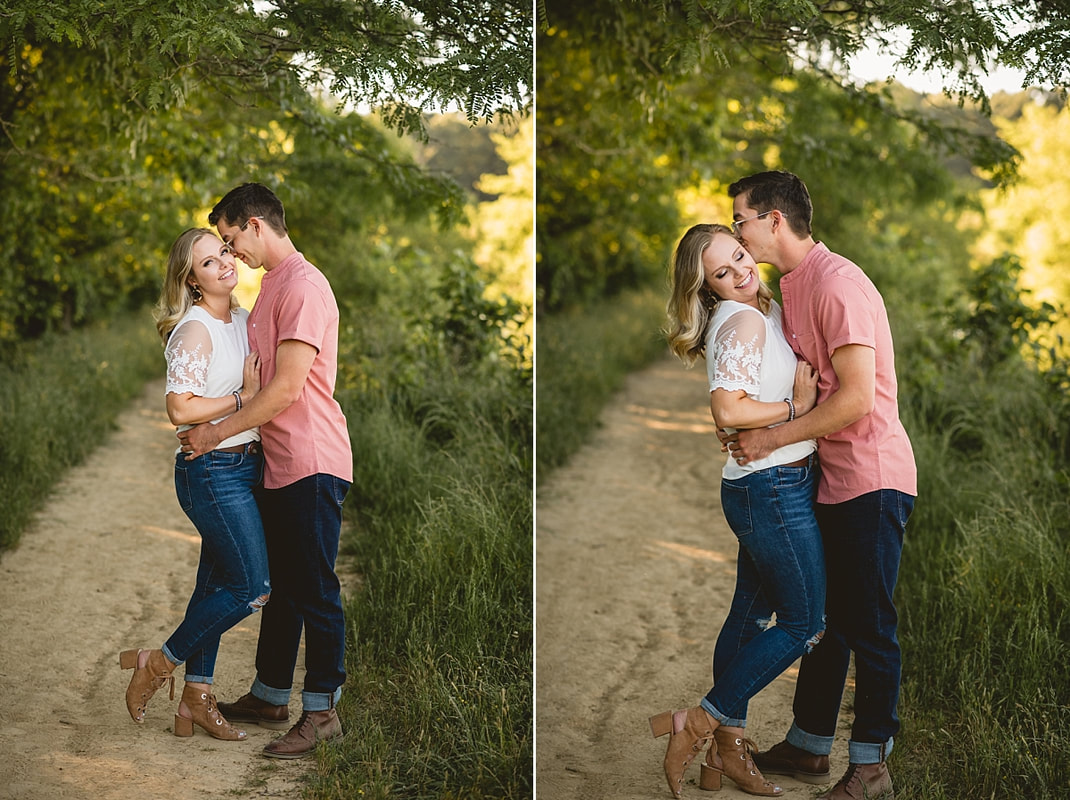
<box><xmin>172</xmin><ymin>429</ymin><xmax>260</xmax><ymax>455</ymax></box>
<box><xmin>721</xmin><ymin>439</ymin><xmax>816</xmax><ymax>477</ymax></box>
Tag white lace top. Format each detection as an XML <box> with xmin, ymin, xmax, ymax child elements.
<box><xmin>705</xmin><ymin>300</ymin><xmax>816</xmax><ymax>479</ymax></box>
<box><xmin>165</xmin><ymin>305</ymin><xmax>260</xmax><ymax>453</ymax></box>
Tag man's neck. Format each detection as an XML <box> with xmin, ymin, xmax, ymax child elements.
<box><xmin>776</xmin><ymin>237</ymin><xmax>817</xmax><ymax>275</ymax></box>
<box><xmin>262</xmin><ymin>238</ymin><xmax>298</xmax><ymax>271</ymax></box>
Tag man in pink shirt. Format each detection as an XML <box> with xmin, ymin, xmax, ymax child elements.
<box><xmin>179</xmin><ymin>183</ymin><xmax>353</xmax><ymax>759</ymax></box>
<box><xmin>722</xmin><ymin>171</ymin><xmax>916</xmax><ymax>800</ymax></box>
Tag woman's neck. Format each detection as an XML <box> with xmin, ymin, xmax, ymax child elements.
<box><xmin>196</xmin><ymin>296</ymin><xmax>232</xmax><ymax>323</ymax></box>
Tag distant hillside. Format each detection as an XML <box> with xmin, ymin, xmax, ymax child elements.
<box><xmin>413</xmin><ymin>113</ymin><xmax>511</xmax><ymax>202</ymax></box>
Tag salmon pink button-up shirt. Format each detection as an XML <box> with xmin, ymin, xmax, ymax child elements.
<box><xmin>248</xmin><ymin>252</ymin><xmax>353</xmax><ymax>489</ymax></box>
<box><xmin>779</xmin><ymin>243</ymin><xmax>917</xmax><ymax>504</ymax></box>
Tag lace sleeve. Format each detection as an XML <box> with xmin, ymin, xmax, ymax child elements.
<box><xmin>165</xmin><ymin>320</ymin><xmax>213</xmax><ymax>396</ymax></box>
<box><xmin>708</xmin><ymin>309</ymin><xmax>767</xmax><ymax>395</ymax></box>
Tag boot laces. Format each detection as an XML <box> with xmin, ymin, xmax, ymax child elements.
<box><xmin>826</xmin><ymin>764</ymin><xmax>878</xmax><ymax>799</ymax></box>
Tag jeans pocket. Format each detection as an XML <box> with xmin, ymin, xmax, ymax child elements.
<box><xmin>721</xmin><ymin>481</ymin><xmax>753</xmax><ymax>537</ymax></box>
<box><xmin>174</xmin><ymin>464</ymin><xmax>194</xmax><ymax>513</ymax></box>
<box><xmin>895</xmin><ymin>491</ymin><xmax>916</xmax><ymax>529</ymax></box>
<box><xmin>772</xmin><ymin>465</ymin><xmax>810</xmax><ymax>490</ymax></box>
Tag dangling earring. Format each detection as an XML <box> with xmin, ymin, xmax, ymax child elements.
<box><xmin>701</xmin><ymin>290</ymin><xmax>718</xmax><ymax>314</ymax></box>
<box><xmin>190</xmin><ymin>283</ymin><xmax>203</xmax><ymax>303</ymax></box>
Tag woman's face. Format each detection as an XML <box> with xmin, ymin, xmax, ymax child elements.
<box><xmin>188</xmin><ymin>235</ymin><xmax>239</xmax><ymax>300</ymax></box>
<box><xmin>702</xmin><ymin>233</ymin><xmax>760</xmax><ymax>307</ymax></box>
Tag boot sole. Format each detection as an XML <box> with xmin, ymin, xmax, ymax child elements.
<box><xmin>261</xmin><ymin>731</ymin><xmax>344</xmax><ymax>759</ymax></box>
<box><xmin>261</xmin><ymin>747</ymin><xmax>312</xmax><ymax>759</ymax></box>
<box><xmin>757</xmin><ymin>768</ymin><xmax>831</xmax><ymax>785</ymax></box>
<box><xmin>225</xmin><ymin>716</ymin><xmax>291</xmax><ymax>730</ymax></box>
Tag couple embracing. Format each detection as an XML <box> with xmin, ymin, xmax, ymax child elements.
<box><xmin>656</xmin><ymin>171</ymin><xmax>917</xmax><ymax>800</ymax></box>
<box><xmin>119</xmin><ymin>183</ymin><xmax>352</xmax><ymax>759</ymax></box>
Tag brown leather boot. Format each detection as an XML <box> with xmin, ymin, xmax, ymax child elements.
<box><xmin>262</xmin><ymin>709</ymin><xmax>343</xmax><ymax>759</ymax></box>
<box><xmin>819</xmin><ymin>762</ymin><xmax>894</xmax><ymax>800</ymax></box>
<box><xmin>119</xmin><ymin>649</ymin><xmax>176</xmax><ymax>722</ymax></box>
<box><xmin>649</xmin><ymin>707</ymin><xmax>718</xmax><ymax>798</ymax></box>
<box><xmin>707</xmin><ymin>727</ymin><xmax>782</xmax><ymax>796</ymax></box>
<box><xmin>216</xmin><ymin>692</ymin><xmax>291</xmax><ymax>730</ymax></box>
<box><xmin>753</xmin><ymin>739</ymin><xmax>832</xmax><ymax>784</ymax></box>
<box><xmin>174</xmin><ymin>684</ymin><xmax>247</xmax><ymax>740</ymax></box>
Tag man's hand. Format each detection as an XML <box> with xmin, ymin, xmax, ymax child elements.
<box><xmin>178</xmin><ymin>422</ymin><xmax>222</xmax><ymax>460</ymax></box>
<box><xmin>721</xmin><ymin>426</ymin><xmax>778</xmax><ymax>466</ymax></box>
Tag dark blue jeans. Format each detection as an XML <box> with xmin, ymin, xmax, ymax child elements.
<box><xmin>785</xmin><ymin>489</ymin><xmax>915</xmax><ymax>765</ymax></box>
<box><xmin>164</xmin><ymin>446</ymin><xmax>270</xmax><ymax>683</ymax></box>
<box><xmin>701</xmin><ymin>456</ymin><xmax>826</xmax><ymax>727</ymax></box>
<box><xmin>247</xmin><ymin>473</ymin><xmax>350</xmax><ymax>712</ymax></box>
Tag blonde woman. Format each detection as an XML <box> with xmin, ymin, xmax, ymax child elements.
<box><xmin>119</xmin><ymin>228</ymin><xmax>266</xmax><ymax>741</ymax></box>
<box><xmin>651</xmin><ymin>224</ymin><xmax>824</xmax><ymax>797</ymax></box>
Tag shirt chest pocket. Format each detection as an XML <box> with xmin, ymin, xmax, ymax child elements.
<box><xmin>788</xmin><ymin>328</ymin><xmax>819</xmax><ymax>363</ymax></box>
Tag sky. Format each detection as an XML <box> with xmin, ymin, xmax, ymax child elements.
<box><xmin>848</xmin><ymin>44</ymin><xmax>1029</xmax><ymax>95</ymax></box>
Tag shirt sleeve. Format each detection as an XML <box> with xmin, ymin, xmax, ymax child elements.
<box><xmin>707</xmin><ymin>309</ymin><xmax>767</xmax><ymax>395</ymax></box>
<box><xmin>164</xmin><ymin>319</ymin><xmax>213</xmax><ymax>396</ymax></box>
<box><xmin>814</xmin><ymin>275</ymin><xmax>878</xmax><ymax>355</ymax></box>
<box><xmin>275</xmin><ymin>279</ymin><xmax>329</xmax><ymax>352</ymax></box>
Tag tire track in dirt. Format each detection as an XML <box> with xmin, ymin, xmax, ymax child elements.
<box><xmin>536</xmin><ymin>355</ymin><xmax>850</xmax><ymax>800</ymax></box>
<box><xmin>0</xmin><ymin>379</ymin><xmax>309</xmax><ymax>800</ymax></box>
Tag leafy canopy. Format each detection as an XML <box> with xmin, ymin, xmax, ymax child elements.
<box><xmin>2</xmin><ymin>0</ymin><xmax>532</xmax><ymax>138</ymax></box>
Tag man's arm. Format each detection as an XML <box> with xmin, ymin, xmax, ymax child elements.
<box><xmin>725</xmin><ymin>344</ymin><xmax>875</xmax><ymax>464</ymax></box>
<box><xmin>178</xmin><ymin>339</ymin><xmax>317</xmax><ymax>458</ymax></box>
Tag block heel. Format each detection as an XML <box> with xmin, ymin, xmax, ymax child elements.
<box><xmin>650</xmin><ymin>711</ymin><xmax>673</xmax><ymax>738</ymax></box>
<box><xmin>174</xmin><ymin>714</ymin><xmax>194</xmax><ymax>737</ymax></box>
<box><xmin>699</xmin><ymin>761</ymin><xmax>723</xmax><ymax>791</ymax></box>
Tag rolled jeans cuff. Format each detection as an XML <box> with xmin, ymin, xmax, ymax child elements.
<box><xmin>700</xmin><ymin>698</ymin><xmax>745</xmax><ymax>729</ymax></box>
<box><xmin>160</xmin><ymin>644</ymin><xmax>182</xmax><ymax>668</ymax></box>
<box><xmin>786</xmin><ymin>722</ymin><xmax>834</xmax><ymax>756</ymax></box>
<box><xmin>849</xmin><ymin>737</ymin><xmax>894</xmax><ymax>765</ymax></box>
<box><xmin>302</xmin><ymin>686</ymin><xmax>343</xmax><ymax>712</ymax></box>
<box><xmin>252</xmin><ymin>677</ymin><xmax>292</xmax><ymax>707</ymax></box>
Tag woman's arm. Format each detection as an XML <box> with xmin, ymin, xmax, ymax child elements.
<box><xmin>165</xmin><ymin>351</ymin><xmax>261</xmax><ymax>426</ymax></box>
<box><xmin>166</xmin><ymin>391</ymin><xmax>243</xmax><ymax>427</ymax></box>
<box><xmin>707</xmin><ymin>307</ymin><xmax>818</xmax><ymax>430</ymax></box>
<box><xmin>711</xmin><ymin>360</ymin><xmax>818</xmax><ymax>429</ymax></box>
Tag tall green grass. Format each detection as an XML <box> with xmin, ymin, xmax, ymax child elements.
<box><xmin>892</xmin><ymin>351</ymin><xmax>1070</xmax><ymax>798</ymax></box>
<box><xmin>0</xmin><ymin>311</ymin><xmax>161</xmax><ymax>551</ymax></box>
<box><xmin>303</xmin><ymin>238</ymin><xmax>532</xmax><ymax>799</ymax></box>
<box><xmin>535</xmin><ymin>287</ymin><xmax>669</xmax><ymax>478</ymax></box>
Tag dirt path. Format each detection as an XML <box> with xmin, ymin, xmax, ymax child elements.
<box><xmin>0</xmin><ymin>379</ymin><xmax>309</xmax><ymax>800</ymax></box>
<box><xmin>535</xmin><ymin>355</ymin><xmax>850</xmax><ymax>800</ymax></box>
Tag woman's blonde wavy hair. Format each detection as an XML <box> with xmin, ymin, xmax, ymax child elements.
<box><xmin>665</xmin><ymin>223</ymin><xmax>772</xmax><ymax>367</ymax></box>
<box><xmin>153</xmin><ymin>228</ymin><xmax>238</xmax><ymax>343</ymax></box>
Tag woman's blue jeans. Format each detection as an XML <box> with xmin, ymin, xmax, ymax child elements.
<box><xmin>163</xmin><ymin>446</ymin><xmax>270</xmax><ymax>684</ymax></box>
<box><xmin>783</xmin><ymin>489</ymin><xmax>915</xmax><ymax>765</ymax></box>
<box><xmin>701</xmin><ymin>456</ymin><xmax>826</xmax><ymax>727</ymax></box>
<box><xmin>245</xmin><ymin>474</ymin><xmax>350</xmax><ymax>712</ymax></box>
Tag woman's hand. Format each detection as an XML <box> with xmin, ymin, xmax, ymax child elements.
<box><xmin>241</xmin><ymin>352</ymin><xmax>261</xmax><ymax>403</ymax></box>
<box><xmin>792</xmin><ymin>361</ymin><xmax>818</xmax><ymax>416</ymax></box>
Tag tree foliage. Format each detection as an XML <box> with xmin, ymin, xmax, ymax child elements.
<box><xmin>2</xmin><ymin>0</ymin><xmax>531</xmax><ymax>138</ymax></box>
<box><xmin>534</xmin><ymin>0</ymin><xmax>1070</xmax><ymax>312</ymax></box>
<box><xmin>0</xmin><ymin>0</ymin><xmax>533</xmax><ymax>348</ymax></box>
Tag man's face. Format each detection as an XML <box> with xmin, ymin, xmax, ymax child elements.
<box><xmin>731</xmin><ymin>195</ymin><xmax>774</xmax><ymax>262</ymax></box>
<box><xmin>217</xmin><ymin>217</ymin><xmax>260</xmax><ymax>269</ymax></box>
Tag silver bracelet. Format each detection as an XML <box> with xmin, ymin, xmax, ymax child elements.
<box><xmin>784</xmin><ymin>398</ymin><xmax>795</xmax><ymax>421</ymax></box>
<box><xmin>233</xmin><ymin>390</ymin><xmax>242</xmax><ymax>412</ymax></box>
